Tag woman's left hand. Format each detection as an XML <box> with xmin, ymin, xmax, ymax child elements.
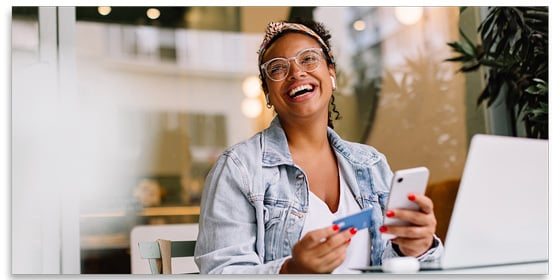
<box><xmin>381</xmin><ymin>193</ymin><xmax>437</xmax><ymax>257</ymax></box>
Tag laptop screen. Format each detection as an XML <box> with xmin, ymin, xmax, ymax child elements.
<box><xmin>442</xmin><ymin>134</ymin><xmax>548</xmax><ymax>269</ymax></box>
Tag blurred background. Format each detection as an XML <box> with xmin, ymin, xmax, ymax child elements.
<box><xmin>12</xmin><ymin>6</ymin><xmax>546</xmax><ymax>274</ymax></box>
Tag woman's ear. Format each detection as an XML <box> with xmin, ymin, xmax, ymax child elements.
<box><xmin>259</xmin><ymin>74</ymin><xmax>269</xmax><ymax>94</ymax></box>
<box><xmin>328</xmin><ymin>68</ymin><xmax>337</xmax><ymax>91</ymax></box>
<box><xmin>328</xmin><ymin>67</ymin><xmax>336</xmax><ymax>82</ymax></box>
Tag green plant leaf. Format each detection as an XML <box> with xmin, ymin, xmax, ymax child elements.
<box><xmin>479</xmin><ymin>7</ymin><xmax>499</xmax><ymax>37</ymax></box>
<box><xmin>512</xmin><ymin>8</ymin><xmax>526</xmax><ymax>28</ymax></box>
<box><xmin>460</xmin><ymin>63</ymin><xmax>481</xmax><ymax>72</ymax></box>
<box><xmin>446</xmin><ymin>41</ymin><xmax>465</xmax><ymax>52</ymax></box>
<box><xmin>444</xmin><ymin>55</ymin><xmax>469</xmax><ymax>62</ymax></box>
<box><xmin>447</xmin><ymin>7</ymin><xmax>548</xmax><ymax>138</ymax></box>
<box><xmin>479</xmin><ymin>58</ymin><xmax>507</xmax><ymax>68</ymax></box>
<box><xmin>525</xmin><ymin>85</ymin><xmax>539</xmax><ymax>94</ymax></box>
<box><xmin>477</xmin><ymin>85</ymin><xmax>490</xmax><ymax>106</ymax></box>
<box><xmin>481</xmin><ymin>8</ymin><xmax>502</xmax><ymax>44</ymax></box>
<box><xmin>486</xmin><ymin>76</ymin><xmax>504</xmax><ymax>107</ymax></box>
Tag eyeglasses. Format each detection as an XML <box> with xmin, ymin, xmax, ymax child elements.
<box><xmin>260</xmin><ymin>48</ymin><xmax>325</xmax><ymax>82</ymax></box>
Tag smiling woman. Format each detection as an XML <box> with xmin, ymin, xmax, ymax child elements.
<box><xmin>194</xmin><ymin>19</ymin><xmax>444</xmax><ymax>274</ymax></box>
<box><xmin>12</xmin><ymin>6</ymin><xmax>483</xmax><ymax>274</ymax></box>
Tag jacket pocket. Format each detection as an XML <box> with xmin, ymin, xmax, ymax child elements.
<box><xmin>263</xmin><ymin>201</ymin><xmax>287</xmax><ymax>262</ymax></box>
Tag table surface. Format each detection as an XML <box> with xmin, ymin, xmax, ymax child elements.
<box><xmin>360</xmin><ymin>261</ymin><xmax>548</xmax><ymax>274</ymax></box>
<box><xmin>429</xmin><ymin>261</ymin><xmax>548</xmax><ymax>274</ymax></box>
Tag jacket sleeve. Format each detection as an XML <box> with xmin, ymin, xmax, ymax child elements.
<box><xmin>382</xmin><ymin>235</ymin><xmax>444</xmax><ymax>263</ymax></box>
<box><xmin>194</xmin><ymin>151</ymin><xmax>286</xmax><ymax>274</ymax></box>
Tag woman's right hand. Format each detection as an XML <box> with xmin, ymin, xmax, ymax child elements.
<box><xmin>280</xmin><ymin>225</ymin><xmax>357</xmax><ymax>273</ymax></box>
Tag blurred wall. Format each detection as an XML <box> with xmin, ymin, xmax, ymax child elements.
<box><xmin>367</xmin><ymin>7</ymin><xmax>467</xmax><ymax>184</ymax></box>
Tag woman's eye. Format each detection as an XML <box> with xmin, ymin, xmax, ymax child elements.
<box><xmin>269</xmin><ymin>64</ymin><xmax>286</xmax><ymax>74</ymax></box>
<box><xmin>301</xmin><ymin>54</ymin><xmax>318</xmax><ymax>64</ymax></box>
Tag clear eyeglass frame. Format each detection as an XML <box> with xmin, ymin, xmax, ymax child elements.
<box><xmin>260</xmin><ymin>47</ymin><xmax>325</xmax><ymax>82</ymax></box>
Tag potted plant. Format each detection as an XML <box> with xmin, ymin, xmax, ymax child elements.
<box><xmin>446</xmin><ymin>7</ymin><xmax>548</xmax><ymax>139</ymax></box>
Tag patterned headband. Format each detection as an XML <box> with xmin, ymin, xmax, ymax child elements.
<box><xmin>257</xmin><ymin>21</ymin><xmax>335</xmax><ymax>66</ymax></box>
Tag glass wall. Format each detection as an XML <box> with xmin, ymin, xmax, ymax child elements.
<box><xmin>72</xmin><ymin>8</ymin><xmax>272</xmax><ymax>272</ymax></box>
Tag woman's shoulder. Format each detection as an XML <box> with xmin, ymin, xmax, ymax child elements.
<box><xmin>334</xmin><ymin>138</ymin><xmax>388</xmax><ymax>166</ymax></box>
<box><xmin>219</xmin><ymin>131</ymin><xmax>264</xmax><ymax>164</ymax></box>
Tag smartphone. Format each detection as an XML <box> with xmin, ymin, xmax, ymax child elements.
<box><xmin>384</xmin><ymin>167</ymin><xmax>430</xmax><ymax>227</ymax></box>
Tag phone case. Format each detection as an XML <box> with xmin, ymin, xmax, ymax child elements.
<box><xmin>384</xmin><ymin>167</ymin><xmax>429</xmax><ymax>226</ymax></box>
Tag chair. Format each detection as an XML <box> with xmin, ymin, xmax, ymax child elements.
<box><xmin>425</xmin><ymin>179</ymin><xmax>460</xmax><ymax>243</ymax></box>
<box><xmin>130</xmin><ymin>224</ymin><xmax>199</xmax><ymax>274</ymax></box>
<box><xmin>138</xmin><ymin>239</ymin><xmax>197</xmax><ymax>274</ymax></box>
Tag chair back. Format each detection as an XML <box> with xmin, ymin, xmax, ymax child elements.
<box><xmin>130</xmin><ymin>224</ymin><xmax>199</xmax><ymax>274</ymax></box>
<box><xmin>138</xmin><ymin>239</ymin><xmax>197</xmax><ymax>274</ymax></box>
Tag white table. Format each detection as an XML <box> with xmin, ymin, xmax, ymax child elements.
<box><xmin>361</xmin><ymin>261</ymin><xmax>548</xmax><ymax>274</ymax></box>
<box><xmin>429</xmin><ymin>261</ymin><xmax>548</xmax><ymax>274</ymax></box>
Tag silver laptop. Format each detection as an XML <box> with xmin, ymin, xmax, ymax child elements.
<box><xmin>358</xmin><ymin>134</ymin><xmax>548</xmax><ymax>272</ymax></box>
<box><xmin>441</xmin><ymin>134</ymin><xmax>548</xmax><ymax>269</ymax></box>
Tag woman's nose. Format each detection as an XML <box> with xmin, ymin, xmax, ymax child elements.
<box><xmin>287</xmin><ymin>59</ymin><xmax>307</xmax><ymax>80</ymax></box>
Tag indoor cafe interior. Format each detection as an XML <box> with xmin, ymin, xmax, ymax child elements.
<box><xmin>12</xmin><ymin>6</ymin><xmax>546</xmax><ymax>274</ymax></box>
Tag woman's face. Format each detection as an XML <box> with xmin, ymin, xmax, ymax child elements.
<box><xmin>261</xmin><ymin>32</ymin><xmax>335</xmax><ymax>125</ymax></box>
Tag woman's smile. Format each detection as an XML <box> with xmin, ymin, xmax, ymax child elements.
<box><xmin>284</xmin><ymin>81</ymin><xmax>319</xmax><ymax>103</ymax></box>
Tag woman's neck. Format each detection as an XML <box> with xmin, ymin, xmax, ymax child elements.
<box><xmin>279</xmin><ymin>116</ymin><xmax>330</xmax><ymax>154</ymax></box>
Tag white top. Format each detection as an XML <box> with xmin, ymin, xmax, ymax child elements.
<box><xmin>299</xmin><ymin>170</ymin><xmax>370</xmax><ymax>274</ymax></box>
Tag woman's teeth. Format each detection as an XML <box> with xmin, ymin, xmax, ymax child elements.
<box><xmin>289</xmin><ymin>84</ymin><xmax>313</xmax><ymax>97</ymax></box>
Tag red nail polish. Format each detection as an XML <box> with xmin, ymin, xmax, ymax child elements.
<box><xmin>379</xmin><ymin>226</ymin><xmax>388</xmax><ymax>233</ymax></box>
<box><xmin>408</xmin><ymin>193</ymin><xmax>416</xmax><ymax>201</ymax></box>
<box><xmin>332</xmin><ymin>224</ymin><xmax>340</xmax><ymax>231</ymax></box>
<box><xmin>350</xmin><ymin>227</ymin><xmax>357</xmax><ymax>235</ymax></box>
<box><xmin>346</xmin><ymin>238</ymin><xmax>351</xmax><ymax>244</ymax></box>
<box><xmin>386</xmin><ymin>210</ymin><xmax>395</xmax><ymax>218</ymax></box>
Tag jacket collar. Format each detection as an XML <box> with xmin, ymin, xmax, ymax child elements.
<box><xmin>261</xmin><ymin>117</ymin><xmax>293</xmax><ymax>167</ymax></box>
<box><xmin>261</xmin><ymin>116</ymin><xmax>379</xmax><ymax>167</ymax></box>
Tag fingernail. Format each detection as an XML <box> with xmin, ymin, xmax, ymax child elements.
<box><xmin>408</xmin><ymin>193</ymin><xmax>416</xmax><ymax>201</ymax></box>
<box><xmin>332</xmin><ymin>224</ymin><xmax>340</xmax><ymax>231</ymax></box>
<box><xmin>379</xmin><ymin>226</ymin><xmax>388</xmax><ymax>233</ymax></box>
<box><xmin>346</xmin><ymin>238</ymin><xmax>352</xmax><ymax>244</ymax></box>
<box><xmin>386</xmin><ymin>210</ymin><xmax>395</xmax><ymax>218</ymax></box>
<box><xmin>350</xmin><ymin>227</ymin><xmax>357</xmax><ymax>235</ymax></box>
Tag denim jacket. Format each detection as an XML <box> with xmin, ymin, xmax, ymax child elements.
<box><xmin>195</xmin><ymin>117</ymin><xmax>443</xmax><ymax>274</ymax></box>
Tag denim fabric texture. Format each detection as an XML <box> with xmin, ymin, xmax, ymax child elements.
<box><xmin>195</xmin><ymin>117</ymin><xmax>443</xmax><ymax>274</ymax></box>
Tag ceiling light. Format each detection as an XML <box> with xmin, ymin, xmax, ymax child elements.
<box><xmin>395</xmin><ymin>7</ymin><xmax>423</xmax><ymax>25</ymax></box>
<box><xmin>353</xmin><ymin>20</ymin><xmax>366</xmax><ymax>31</ymax></box>
<box><xmin>97</xmin><ymin>6</ymin><xmax>111</xmax><ymax>16</ymax></box>
<box><xmin>241</xmin><ymin>98</ymin><xmax>263</xmax><ymax>118</ymax></box>
<box><xmin>242</xmin><ymin>76</ymin><xmax>262</xmax><ymax>98</ymax></box>
<box><xmin>146</xmin><ymin>8</ymin><xmax>160</xmax><ymax>20</ymax></box>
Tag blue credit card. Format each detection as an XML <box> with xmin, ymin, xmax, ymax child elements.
<box><xmin>332</xmin><ymin>207</ymin><xmax>374</xmax><ymax>231</ymax></box>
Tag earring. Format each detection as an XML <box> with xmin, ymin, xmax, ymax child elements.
<box><xmin>330</xmin><ymin>76</ymin><xmax>336</xmax><ymax>91</ymax></box>
<box><xmin>265</xmin><ymin>94</ymin><xmax>272</xmax><ymax>109</ymax></box>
